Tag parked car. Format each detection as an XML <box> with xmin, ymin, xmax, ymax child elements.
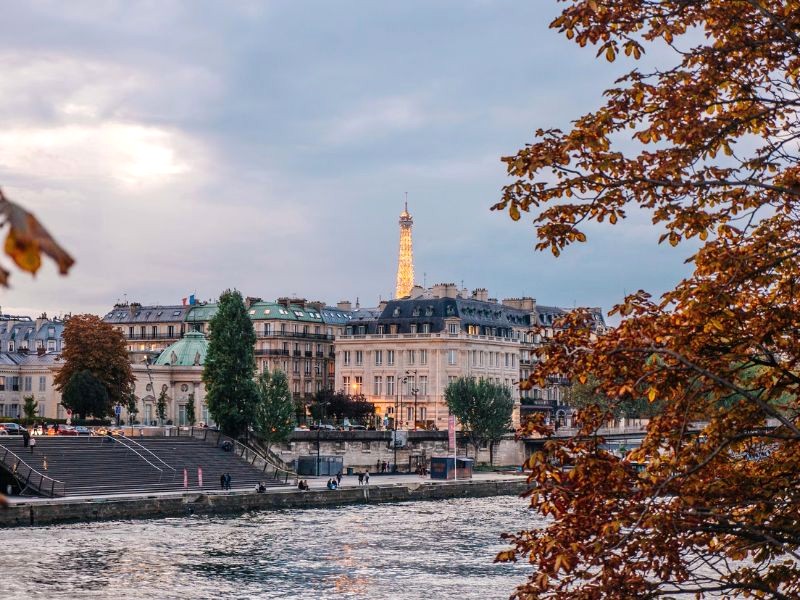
<box><xmin>0</xmin><ymin>423</ymin><xmax>27</xmax><ymax>435</ymax></box>
<box><xmin>348</xmin><ymin>425</ymin><xmax>367</xmax><ymax>431</ymax></box>
<box><xmin>57</xmin><ymin>426</ymin><xmax>79</xmax><ymax>436</ymax></box>
<box><xmin>111</xmin><ymin>427</ymin><xmax>125</xmax><ymax>436</ymax></box>
<box><xmin>74</xmin><ymin>426</ymin><xmax>92</xmax><ymax>436</ymax></box>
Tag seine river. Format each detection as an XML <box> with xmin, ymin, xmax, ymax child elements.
<box><xmin>0</xmin><ymin>496</ymin><xmax>537</xmax><ymax>599</ymax></box>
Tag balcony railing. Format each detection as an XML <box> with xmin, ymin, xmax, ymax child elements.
<box><xmin>255</xmin><ymin>349</ymin><xmax>290</xmax><ymax>356</ymax></box>
<box><xmin>125</xmin><ymin>333</ymin><xmax>182</xmax><ymax>341</ymax></box>
<box><xmin>258</xmin><ymin>331</ymin><xmax>333</xmax><ymax>341</ymax></box>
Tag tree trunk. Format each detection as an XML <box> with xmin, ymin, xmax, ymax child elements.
<box><xmin>489</xmin><ymin>441</ymin><xmax>494</xmax><ymax>466</ymax></box>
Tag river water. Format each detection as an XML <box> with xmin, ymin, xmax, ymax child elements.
<box><xmin>1</xmin><ymin>496</ymin><xmax>537</xmax><ymax>599</ymax></box>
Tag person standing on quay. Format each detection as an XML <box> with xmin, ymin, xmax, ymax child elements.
<box><xmin>22</xmin><ymin>430</ymin><xmax>30</xmax><ymax>448</ymax></box>
<box><xmin>336</xmin><ymin>471</ymin><xmax>342</xmax><ymax>487</ymax></box>
<box><xmin>364</xmin><ymin>470</ymin><xmax>370</xmax><ymax>485</ymax></box>
<box><xmin>29</xmin><ymin>436</ymin><xmax>36</xmax><ymax>454</ymax></box>
<box><xmin>357</xmin><ymin>472</ymin><xmax>364</xmax><ymax>485</ymax></box>
<box><xmin>220</xmin><ymin>474</ymin><xmax>225</xmax><ymax>490</ymax></box>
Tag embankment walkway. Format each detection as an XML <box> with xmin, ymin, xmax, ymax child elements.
<box><xmin>0</xmin><ymin>472</ymin><xmax>529</xmax><ymax>528</ymax></box>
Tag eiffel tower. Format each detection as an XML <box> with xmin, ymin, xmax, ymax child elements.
<box><xmin>394</xmin><ymin>201</ymin><xmax>414</xmax><ymax>298</ymax></box>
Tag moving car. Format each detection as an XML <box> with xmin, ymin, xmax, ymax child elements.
<box><xmin>57</xmin><ymin>425</ymin><xmax>79</xmax><ymax>436</ymax></box>
<box><xmin>74</xmin><ymin>426</ymin><xmax>92</xmax><ymax>436</ymax></box>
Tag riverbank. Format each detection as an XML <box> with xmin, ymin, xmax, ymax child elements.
<box><xmin>0</xmin><ymin>474</ymin><xmax>529</xmax><ymax>528</ymax></box>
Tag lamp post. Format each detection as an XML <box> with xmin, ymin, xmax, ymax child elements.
<box><xmin>142</xmin><ymin>356</ymin><xmax>156</xmax><ymax>429</ymax></box>
<box><xmin>405</xmin><ymin>369</ymin><xmax>418</xmax><ymax>431</ymax></box>
<box><xmin>316</xmin><ymin>400</ymin><xmax>329</xmax><ymax>476</ymax></box>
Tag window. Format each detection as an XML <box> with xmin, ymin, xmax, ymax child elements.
<box><xmin>419</xmin><ymin>376</ymin><xmax>428</xmax><ymax>396</ymax></box>
<box><xmin>419</xmin><ymin>407</ymin><xmax>427</xmax><ymax>422</ymax></box>
<box><xmin>168</xmin><ymin>325</ymin><xmax>175</xmax><ymax>337</ymax></box>
<box><xmin>354</xmin><ymin>376</ymin><xmax>362</xmax><ymax>394</ymax></box>
<box><xmin>152</xmin><ymin>326</ymin><xmax>158</xmax><ymax>336</ymax></box>
<box><xmin>448</xmin><ymin>350</ymin><xmax>457</xmax><ymax>365</ymax></box>
<box><xmin>10</xmin><ymin>377</ymin><xmax>19</xmax><ymax>392</ymax></box>
<box><xmin>407</xmin><ymin>350</ymin><xmax>416</xmax><ymax>365</ymax></box>
<box><xmin>422</xmin><ymin>323</ymin><xmax>430</xmax><ymax>334</ymax></box>
<box><xmin>304</xmin><ymin>361</ymin><xmax>311</xmax><ymax>374</ymax></box>
<box><xmin>0</xmin><ymin>376</ymin><xmax>5</xmax><ymax>391</ymax></box>
<box><xmin>140</xmin><ymin>326</ymin><xmax>146</xmax><ymax>337</ymax></box>
<box><xmin>264</xmin><ymin>323</ymin><xmax>272</xmax><ymax>335</ymax></box>
<box><xmin>377</xmin><ymin>325</ymin><xmax>384</xmax><ymax>335</ymax></box>
<box><xmin>471</xmin><ymin>350</ymin><xmax>477</xmax><ymax>366</ymax></box>
<box><xmin>7</xmin><ymin>342</ymin><xmax>13</xmax><ymax>352</ymax></box>
<box><xmin>373</xmin><ymin>376</ymin><xmax>382</xmax><ymax>396</ymax></box>
<box><xmin>409</xmin><ymin>324</ymin><xmax>417</xmax><ymax>334</ymax></box>
<box><xmin>24</xmin><ymin>377</ymin><xmax>31</xmax><ymax>392</ymax></box>
<box><xmin>505</xmin><ymin>353</ymin><xmax>510</xmax><ymax>367</ymax></box>
<box><xmin>343</xmin><ymin>351</ymin><xmax>351</xmax><ymax>366</ymax></box>
<box><xmin>375</xmin><ymin>350</ymin><xmax>383</xmax><ymax>366</ymax></box>
<box><xmin>38</xmin><ymin>376</ymin><xmax>46</xmax><ymax>392</ymax></box>
<box><xmin>293</xmin><ymin>381</ymin><xmax>300</xmax><ymax>394</ymax></box>
<box><xmin>386</xmin><ymin>376</ymin><xmax>395</xmax><ymax>396</ymax></box>
<box><xmin>128</xmin><ymin>327</ymin><xmax>134</xmax><ymax>337</ymax></box>
<box><xmin>47</xmin><ymin>340</ymin><xmax>56</xmax><ymax>352</ymax></box>
<box><xmin>293</xmin><ymin>361</ymin><xmax>299</xmax><ymax>373</ymax></box>
<box><xmin>420</xmin><ymin>349</ymin><xmax>427</xmax><ymax>365</ymax></box>
<box><xmin>304</xmin><ymin>380</ymin><xmax>311</xmax><ymax>395</ymax></box>
<box><xmin>448</xmin><ymin>375</ymin><xmax>458</xmax><ymax>385</ymax></box>
<box><xmin>406</xmin><ymin>376</ymin><xmax>416</xmax><ymax>395</ymax></box>
<box><xmin>355</xmin><ymin>351</ymin><xmax>363</xmax><ymax>366</ymax></box>
<box><xmin>387</xmin><ymin>350</ymin><xmax>395</xmax><ymax>366</ymax></box>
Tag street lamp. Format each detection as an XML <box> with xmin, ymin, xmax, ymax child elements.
<box><xmin>405</xmin><ymin>369</ymin><xmax>418</xmax><ymax>431</ymax></box>
<box><xmin>316</xmin><ymin>400</ymin><xmax>330</xmax><ymax>476</ymax></box>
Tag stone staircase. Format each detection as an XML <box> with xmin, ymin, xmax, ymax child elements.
<box><xmin>0</xmin><ymin>435</ymin><xmax>286</xmax><ymax>497</ymax></box>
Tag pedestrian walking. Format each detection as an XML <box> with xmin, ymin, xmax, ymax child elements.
<box><xmin>364</xmin><ymin>470</ymin><xmax>370</xmax><ymax>485</ymax></box>
<box><xmin>357</xmin><ymin>472</ymin><xmax>364</xmax><ymax>485</ymax></box>
<box><xmin>224</xmin><ymin>473</ymin><xmax>232</xmax><ymax>490</ymax></box>
<box><xmin>336</xmin><ymin>471</ymin><xmax>342</xmax><ymax>486</ymax></box>
<box><xmin>220</xmin><ymin>474</ymin><xmax>225</xmax><ymax>490</ymax></box>
<box><xmin>42</xmin><ymin>456</ymin><xmax>47</xmax><ymax>471</ymax></box>
<box><xmin>22</xmin><ymin>430</ymin><xmax>30</xmax><ymax>448</ymax></box>
<box><xmin>29</xmin><ymin>437</ymin><xmax>36</xmax><ymax>454</ymax></box>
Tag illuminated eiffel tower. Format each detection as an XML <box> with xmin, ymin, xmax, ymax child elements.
<box><xmin>394</xmin><ymin>200</ymin><xmax>415</xmax><ymax>298</ymax></box>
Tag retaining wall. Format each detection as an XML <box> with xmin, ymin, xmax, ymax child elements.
<box><xmin>0</xmin><ymin>478</ymin><xmax>529</xmax><ymax>528</ymax></box>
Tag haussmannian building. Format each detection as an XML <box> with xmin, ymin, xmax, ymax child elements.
<box><xmin>334</xmin><ymin>283</ymin><xmax>606</xmax><ymax>430</ymax></box>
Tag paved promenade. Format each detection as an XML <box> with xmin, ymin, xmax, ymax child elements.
<box><xmin>3</xmin><ymin>471</ymin><xmax>527</xmax><ymax>506</ymax></box>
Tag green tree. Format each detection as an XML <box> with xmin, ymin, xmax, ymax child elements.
<box><xmin>202</xmin><ymin>290</ymin><xmax>258</xmax><ymax>438</ymax></box>
<box><xmin>445</xmin><ymin>377</ymin><xmax>514</xmax><ymax>464</ymax></box>
<box><xmin>61</xmin><ymin>370</ymin><xmax>110</xmax><ymax>420</ymax></box>
<box><xmin>22</xmin><ymin>395</ymin><xmax>38</xmax><ymax>424</ymax></box>
<box><xmin>310</xmin><ymin>388</ymin><xmax>375</xmax><ymax>425</ymax></box>
<box><xmin>54</xmin><ymin>314</ymin><xmax>134</xmax><ymax>408</ymax></box>
<box><xmin>253</xmin><ymin>370</ymin><xmax>295</xmax><ymax>452</ymax></box>
<box><xmin>126</xmin><ymin>393</ymin><xmax>139</xmax><ymax>425</ymax></box>
<box><xmin>156</xmin><ymin>388</ymin><xmax>168</xmax><ymax>425</ymax></box>
<box><xmin>185</xmin><ymin>392</ymin><xmax>196</xmax><ymax>426</ymax></box>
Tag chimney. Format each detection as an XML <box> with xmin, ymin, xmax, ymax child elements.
<box><xmin>337</xmin><ymin>300</ymin><xmax>352</xmax><ymax>312</ymax></box>
<box><xmin>472</xmin><ymin>288</ymin><xmax>489</xmax><ymax>302</ymax></box>
<box><xmin>245</xmin><ymin>296</ymin><xmax>262</xmax><ymax>309</ymax></box>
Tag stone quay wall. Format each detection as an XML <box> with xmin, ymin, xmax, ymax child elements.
<box><xmin>278</xmin><ymin>431</ymin><xmax>527</xmax><ymax>470</ymax></box>
<box><xmin>0</xmin><ymin>478</ymin><xmax>529</xmax><ymax>528</ymax></box>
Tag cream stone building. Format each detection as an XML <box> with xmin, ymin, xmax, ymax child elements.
<box><xmin>335</xmin><ymin>284</ymin><xmax>606</xmax><ymax>430</ymax></box>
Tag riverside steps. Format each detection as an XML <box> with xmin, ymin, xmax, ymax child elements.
<box><xmin>0</xmin><ymin>472</ymin><xmax>529</xmax><ymax>527</ymax></box>
<box><xmin>0</xmin><ymin>433</ymin><xmax>285</xmax><ymax>497</ymax></box>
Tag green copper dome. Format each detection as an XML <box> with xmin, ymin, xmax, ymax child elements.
<box><xmin>154</xmin><ymin>331</ymin><xmax>208</xmax><ymax>367</ymax></box>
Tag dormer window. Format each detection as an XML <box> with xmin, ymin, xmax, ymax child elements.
<box><xmin>425</xmin><ymin>306</ymin><xmax>434</xmax><ymax>316</ymax></box>
<box><xmin>412</xmin><ymin>307</ymin><xmax>420</xmax><ymax>317</ymax></box>
<box><xmin>393</xmin><ymin>308</ymin><xmax>400</xmax><ymax>317</ymax></box>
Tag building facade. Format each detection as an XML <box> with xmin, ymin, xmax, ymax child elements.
<box><xmin>335</xmin><ymin>284</ymin><xmax>606</xmax><ymax>430</ymax></box>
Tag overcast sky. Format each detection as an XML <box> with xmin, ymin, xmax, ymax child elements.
<box><xmin>0</xmin><ymin>1</ymin><xmax>692</xmax><ymax>319</ymax></box>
